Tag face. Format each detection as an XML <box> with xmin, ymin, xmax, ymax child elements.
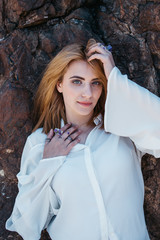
<box><xmin>57</xmin><ymin>60</ymin><xmax>102</xmax><ymax>122</ymax></box>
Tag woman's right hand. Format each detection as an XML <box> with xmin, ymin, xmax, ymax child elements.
<box><xmin>43</xmin><ymin>123</ymin><xmax>81</xmax><ymax>159</ymax></box>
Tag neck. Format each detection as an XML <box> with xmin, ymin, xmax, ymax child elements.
<box><xmin>66</xmin><ymin>113</ymin><xmax>94</xmax><ymax>130</ymax></box>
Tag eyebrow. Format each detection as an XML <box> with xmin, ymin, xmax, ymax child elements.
<box><xmin>69</xmin><ymin>76</ymin><xmax>99</xmax><ymax>81</ymax></box>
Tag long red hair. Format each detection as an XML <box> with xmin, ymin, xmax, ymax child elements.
<box><xmin>32</xmin><ymin>39</ymin><xmax>107</xmax><ymax>134</ymax></box>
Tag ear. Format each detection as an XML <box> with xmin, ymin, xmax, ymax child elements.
<box><xmin>57</xmin><ymin>82</ymin><xmax>63</xmax><ymax>93</ymax></box>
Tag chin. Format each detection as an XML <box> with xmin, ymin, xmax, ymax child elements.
<box><xmin>76</xmin><ymin>110</ymin><xmax>94</xmax><ymax>117</ymax></box>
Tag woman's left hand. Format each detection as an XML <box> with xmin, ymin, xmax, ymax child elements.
<box><xmin>87</xmin><ymin>43</ymin><xmax>115</xmax><ymax>79</ymax></box>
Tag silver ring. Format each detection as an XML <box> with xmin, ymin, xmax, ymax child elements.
<box><xmin>45</xmin><ymin>138</ymin><xmax>51</xmax><ymax>142</ymax></box>
<box><xmin>67</xmin><ymin>136</ymin><xmax>73</xmax><ymax>141</ymax></box>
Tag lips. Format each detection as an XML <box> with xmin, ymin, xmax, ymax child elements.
<box><xmin>77</xmin><ymin>101</ymin><xmax>92</xmax><ymax>106</ymax></box>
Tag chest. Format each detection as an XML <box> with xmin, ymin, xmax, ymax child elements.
<box><xmin>52</xmin><ymin>132</ymin><xmax>141</xmax><ymax>199</ymax></box>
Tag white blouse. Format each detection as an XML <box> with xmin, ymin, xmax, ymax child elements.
<box><xmin>6</xmin><ymin>67</ymin><xmax>160</xmax><ymax>240</ymax></box>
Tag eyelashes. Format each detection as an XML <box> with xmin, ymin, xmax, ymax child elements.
<box><xmin>92</xmin><ymin>81</ymin><xmax>102</xmax><ymax>86</ymax></box>
<box><xmin>71</xmin><ymin>79</ymin><xmax>102</xmax><ymax>86</ymax></box>
<box><xmin>72</xmin><ymin>80</ymin><xmax>81</xmax><ymax>85</ymax></box>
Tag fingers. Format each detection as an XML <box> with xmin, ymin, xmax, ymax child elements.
<box><xmin>86</xmin><ymin>42</ymin><xmax>115</xmax><ymax>79</ymax></box>
<box><xmin>45</xmin><ymin>129</ymin><xmax>54</xmax><ymax>144</ymax></box>
<box><xmin>61</xmin><ymin>125</ymin><xmax>79</xmax><ymax>140</ymax></box>
<box><xmin>55</xmin><ymin>124</ymin><xmax>81</xmax><ymax>147</ymax></box>
<box><xmin>88</xmin><ymin>53</ymin><xmax>108</xmax><ymax>63</ymax></box>
<box><xmin>66</xmin><ymin>138</ymin><xmax>80</xmax><ymax>152</ymax></box>
<box><xmin>65</xmin><ymin>129</ymin><xmax>81</xmax><ymax>145</ymax></box>
<box><xmin>60</xmin><ymin>123</ymin><xmax>72</xmax><ymax>134</ymax></box>
<box><xmin>45</xmin><ymin>124</ymin><xmax>71</xmax><ymax>144</ymax></box>
<box><xmin>87</xmin><ymin>43</ymin><xmax>112</xmax><ymax>64</ymax></box>
<box><xmin>43</xmin><ymin>124</ymin><xmax>81</xmax><ymax>158</ymax></box>
<box><xmin>69</xmin><ymin>129</ymin><xmax>81</xmax><ymax>141</ymax></box>
<box><xmin>87</xmin><ymin>43</ymin><xmax>111</xmax><ymax>57</ymax></box>
<box><xmin>49</xmin><ymin>124</ymin><xmax>81</xmax><ymax>145</ymax></box>
<box><xmin>48</xmin><ymin>129</ymin><xmax>54</xmax><ymax>138</ymax></box>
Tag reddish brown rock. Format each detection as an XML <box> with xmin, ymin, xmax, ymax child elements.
<box><xmin>139</xmin><ymin>3</ymin><xmax>160</xmax><ymax>32</ymax></box>
<box><xmin>18</xmin><ymin>3</ymin><xmax>56</xmax><ymax>28</ymax></box>
<box><xmin>96</xmin><ymin>8</ymin><xmax>158</xmax><ymax>93</ymax></box>
<box><xmin>147</xmin><ymin>32</ymin><xmax>160</xmax><ymax>72</ymax></box>
<box><xmin>142</xmin><ymin>155</ymin><xmax>160</xmax><ymax>240</ymax></box>
<box><xmin>0</xmin><ymin>1</ymin><xmax>160</xmax><ymax>240</ymax></box>
<box><xmin>0</xmin><ymin>0</ymin><xmax>4</xmax><ymax>38</ymax></box>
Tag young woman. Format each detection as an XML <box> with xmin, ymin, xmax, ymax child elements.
<box><xmin>6</xmin><ymin>39</ymin><xmax>160</xmax><ymax>240</ymax></box>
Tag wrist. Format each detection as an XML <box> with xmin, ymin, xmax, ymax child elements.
<box><xmin>104</xmin><ymin>64</ymin><xmax>115</xmax><ymax>79</ymax></box>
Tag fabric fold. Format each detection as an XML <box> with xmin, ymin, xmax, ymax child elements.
<box><xmin>6</xmin><ymin>135</ymin><xmax>66</xmax><ymax>240</ymax></box>
<box><xmin>105</xmin><ymin>66</ymin><xmax>160</xmax><ymax>158</ymax></box>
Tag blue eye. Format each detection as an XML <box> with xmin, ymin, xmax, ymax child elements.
<box><xmin>92</xmin><ymin>81</ymin><xmax>101</xmax><ymax>86</ymax></box>
<box><xmin>72</xmin><ymin>80</ymin><xmax>82</xmax><ymax>85</ymax></box>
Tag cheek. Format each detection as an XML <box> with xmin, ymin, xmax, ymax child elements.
<box><xmin>62</xmin><ymin>86</ymin><xmax>77</xmax><ymax>102</ymax></box>
<box><xmin>94</xmin><ymin>87</ymin><xmax>103</xmax><ymax>101</ymax></box>
<box><xmin>65</xmin><ymin>84</ymin><xmax>82</xmax><ymax>97</ymax></box>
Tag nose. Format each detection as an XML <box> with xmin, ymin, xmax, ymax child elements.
<box><xmin>81</xmin><ymin>84</ymin><xmax>92</xmax><ymax>98</ymax></box>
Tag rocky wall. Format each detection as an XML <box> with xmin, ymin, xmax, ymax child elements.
<box><xmin>0</xmin><ymin>0</ymin><xmax>160</xmax><ymax>239</ymax></box>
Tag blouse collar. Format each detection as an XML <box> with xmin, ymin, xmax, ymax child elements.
<box><xmin>61</xmin><ymin>114</ymin><xmax>102</xmax><ymax>127</ymax></box>
<box><xmin>93</xmin><ymin>114</ymin><xmax>102</xmax><ymax>126</ymax></box>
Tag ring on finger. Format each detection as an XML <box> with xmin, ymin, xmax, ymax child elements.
<box><xmin>99</xmin><ymin>43</ymin><xmax>112</xmax><ymax>52</ymax></box>
<box><xmin>99</xmin><ymin>43</ymin><xmax>106</xmax><ymax>50</ymax></box>
<box><xmin>54</xmin><ymin>128</ymin><xmax>63</xmax><ymax>135</ymax></box>
<box><xmin>107</xmin><ymin>44</ymin><xmax>112</xmax><ymax>52</ymax></box>
<box><xmin>67</xmin><ymin>136</ymin><xmax>73</xmax><ymax>141</ymax></box>
<box><xmin>45</xmin><ymin>137</ymin><xmax>51</xmax><ymax>142</ymax></box>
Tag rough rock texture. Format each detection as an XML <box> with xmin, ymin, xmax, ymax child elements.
<box><xmin>0</xmin><ymin>0</ymin><xmax>160</xmax><ymax>239</ymax></box>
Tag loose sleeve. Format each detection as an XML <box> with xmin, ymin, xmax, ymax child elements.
<box><xmin>105</xmin><ymin>66</ymin><xmax>160</xmax><ymax>158</ymax></box>
<box><xmin>6</xmin><ymin>135</ymin><xmax>66</xmax><ymax>240</ymax></box>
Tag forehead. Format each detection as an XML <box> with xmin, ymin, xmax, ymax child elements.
<box><xmin>64</xmin><ymin>60</ymin><xmax>98</xmax><ymax>79</ymax></box>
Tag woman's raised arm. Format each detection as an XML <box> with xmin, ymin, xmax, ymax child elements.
<box><xmin>105</xmin><ymin>66</ymin><xmax>160</xmax><ymax>158</ymax></box>
<box><xmin>88</xmin><ymin>42</ymin><xmax>160</xmax><ymax>158</ymax></box>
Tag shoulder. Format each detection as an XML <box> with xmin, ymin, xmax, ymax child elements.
<box><xmin>20</xmin><ymin>128</ymin><xmax>47</xmax><ymax>172</ymax></box>
<box><xmin>27</xmin><ymin>128</ymin><xmax>47</xmax><ymax>148</ymax></box>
